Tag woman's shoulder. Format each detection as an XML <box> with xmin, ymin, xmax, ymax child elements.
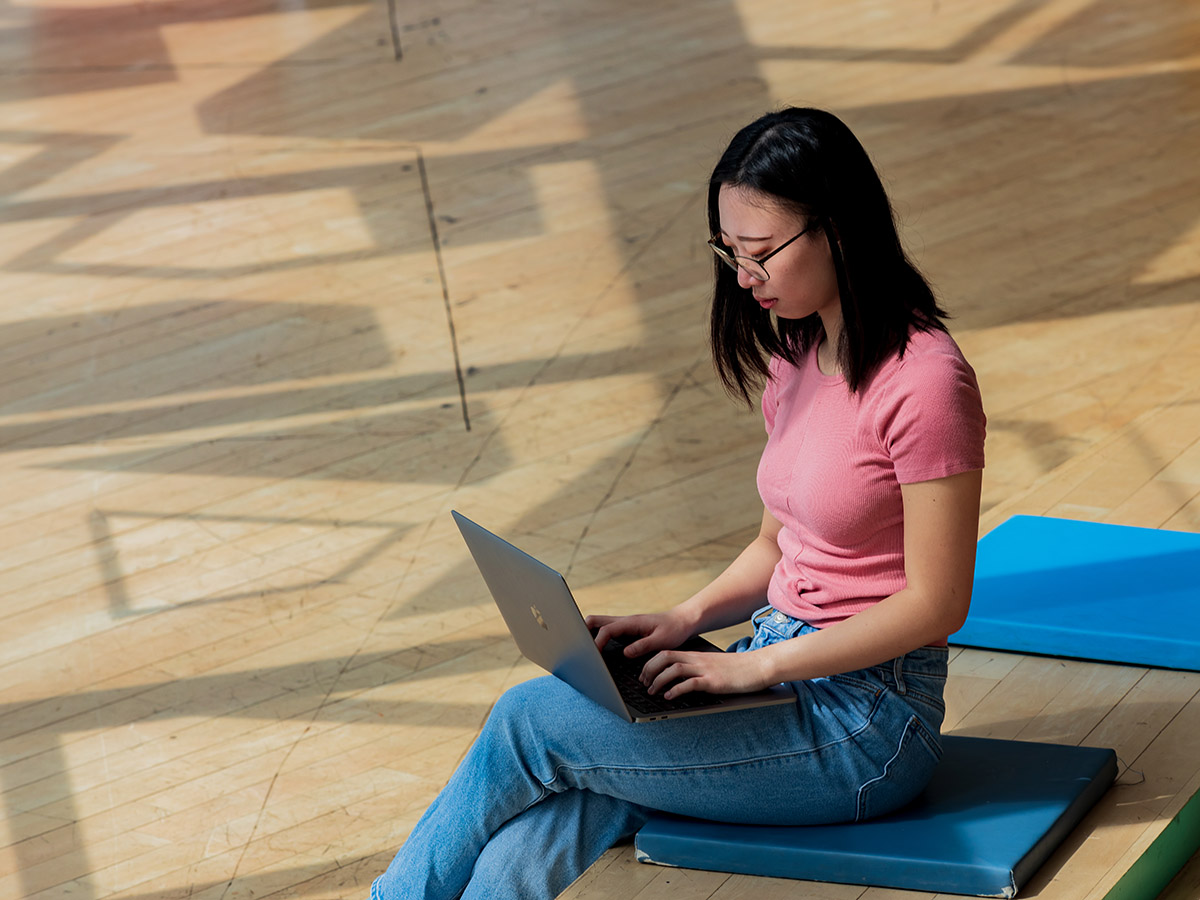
<box><xmin>878</xmin><ymin>327</ymin><xmax>976</xmax><ymax>387</ymax></box>
<box><xmin>884</xmin><ymin>328</ymin><xmax>986</xmax><ymax>476</ymax></box>
<box><xmin>903</xmin><ymin>325</ymin><xmax>970</xmax><ymax>363</ymax></box>
<box><xmin>863</xmin><ymin>327</ymin><xmax>984</xmax><ymax>427</ymax></box>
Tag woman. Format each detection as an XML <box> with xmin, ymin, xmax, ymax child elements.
<box><xmin>371</xmin><ymin>107</ymin><xmax>986</xmax><ymax>900</ymax></box>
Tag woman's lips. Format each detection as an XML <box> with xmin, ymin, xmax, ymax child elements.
<box><xmin>756</xmin><ymin>296</ymin><xmax>776</xmax><ymax>309</ymax></box>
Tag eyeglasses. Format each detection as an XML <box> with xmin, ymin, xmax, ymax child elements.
<box><xmin>707</xmin><ymin>221</ymin><xmax>819</xmax><ymax>282</ymax></box>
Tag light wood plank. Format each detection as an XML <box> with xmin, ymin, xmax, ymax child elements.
<box><xmin>2</xmin><ymin>1</ymin><xmax>1199</xmax><ymax>899</ymax></box>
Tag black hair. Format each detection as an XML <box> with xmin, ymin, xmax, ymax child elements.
<box><xmin>708</xmin><ymin>107</ymin><xmax>948</xmax><ymax>402</ymax></box>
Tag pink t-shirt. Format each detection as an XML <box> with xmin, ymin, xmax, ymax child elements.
<box><xmin>758</xmin><ymin>327</ymin><xmax>986</xmax><ymax>633</ymax></box>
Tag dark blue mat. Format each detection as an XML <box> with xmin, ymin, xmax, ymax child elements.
<box><xmin>953</xmin><ymin>515</ymin><xmax>1200</xmax><ymax>671</ymax></box>
<box><xmin>635</xmin><ymin>736</ymin><xmax>1117</xmax><ymax>898</ymax></box>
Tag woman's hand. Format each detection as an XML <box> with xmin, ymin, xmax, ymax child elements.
<box><xmin>638</xmin><ymin>647</ymin><xmax>775</xmax><ymax>700</ymax></box>
<box><xmin>585</xmin><ymin>507</ymin><xmax>782</xmax><ymax>665</ymax></box>
<box><xmin>585</xmin><ymin>610</ymin><xmax>696</xmax><ymax>659</ymax></box>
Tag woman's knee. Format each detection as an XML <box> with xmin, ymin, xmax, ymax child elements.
<box><xmin>491</xmin><ymin>676</ymin><xmax>608</xmax><ymax>725</ymax></box>
<box><xmin>489</xmin><ymin>676</ymin><xmax>570</xmax><ymax>728</ymax></box>
<box><xmin>483</xmin><ymin>677</ymin><xmax>592</xmax><ymax>754</ymax></box>
<box><xmin>481</xmin><ymin>676</ymin><xmax>623</xmax><ymax>780</ymax></box>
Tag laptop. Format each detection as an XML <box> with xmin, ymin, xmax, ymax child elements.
<box><xmin>452</xmin><ymin>510</ymin><xmax>795</xmax><ymax>723</ymax></box>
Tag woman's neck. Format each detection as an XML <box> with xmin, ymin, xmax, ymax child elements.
<box><xmin>816</xmin><ymin>312</ymin><xmax>843</xmax><ymax>376</ymax></box>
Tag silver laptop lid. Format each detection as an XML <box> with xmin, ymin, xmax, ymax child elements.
<box><xmin>451</xmin><ymin>510</ymin><xmax>630</xmax><ymax>720</ymax></box>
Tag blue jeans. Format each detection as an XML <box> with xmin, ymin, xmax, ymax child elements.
<box><xmin>371</xmin><ymin>607</ymin><xmax>948</xmax><ymax>900</ymax></box>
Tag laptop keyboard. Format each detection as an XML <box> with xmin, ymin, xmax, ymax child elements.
<box><xmin>602</xmin><ymin>642</ymin><xmax>721</xmax><ymax>714</ymax></box>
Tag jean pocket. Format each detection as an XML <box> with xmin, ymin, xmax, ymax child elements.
<box><xmin>854</xmin><ymin>711</ymin><xmax>943</xmax><ymax>822</ymax></box>
<box><xmin>750</xmin><ymin>608</ymin><xmax>813</xmax><ymax>650</ymax></box>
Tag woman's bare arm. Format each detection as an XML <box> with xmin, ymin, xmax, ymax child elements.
<box><xmin>640</xmin><ymin>468</ymin><xmax>982</xmax><ymax>698</ymax></box>
<box><xmin>587</xmin><ymin>507</ymin><xmax>784</xmax><ymax>658</ymax></box>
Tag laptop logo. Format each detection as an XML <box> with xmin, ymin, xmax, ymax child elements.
<box><xmin>530</xmin><ymin>605</ymin><xmax>548</xmax><ymax>629</ymax></box>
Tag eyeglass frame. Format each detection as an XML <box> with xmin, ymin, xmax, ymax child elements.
<box><xmin>707</xmin><ymin>219</ymin><xmax>821</xmax><ymax>282</ymax></box>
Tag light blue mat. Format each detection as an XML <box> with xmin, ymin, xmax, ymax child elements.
<box><xmin>953</xmin><ymin>515</ymin><xmax>1200</xmax><ymax>671</ymax></box>
<box><xmin>635</xmin><ymin>736</ymin><xmax>1117</xmax><ymax>898</ymax></box>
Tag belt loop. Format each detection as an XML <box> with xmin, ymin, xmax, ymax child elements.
<box><xmin>892</xmin><ymin>655</ymin><xmax>907</xmax><ymax>694</ymax></box>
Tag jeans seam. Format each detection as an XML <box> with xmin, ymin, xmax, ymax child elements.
<box><xmin>828</xmin><ymin>674</ymin><xmax>883</xmax><ymax>694</ymax></box>
<box><xmin>751</xmin><ymin>605</ymin><xmax>776</xmax><ymax>627</ymax></box>
<box><xmin>854</xmin><ymin>713</ymin><xmax>936</xmax><ymax>821</ymax></box>
<box><xmin>544</xmin><ymin>690</ymin><xmax>889</xmax><ymax>789</ymax></box>
<box><xmin>518</xmin><ymin>780</ymin><xmax>553</xmax><ymax>816</ymax></box>
<box><xmin>906</xmin><ymin>687</ymin><xmax>946</xmax><ymax>710</ymax></box>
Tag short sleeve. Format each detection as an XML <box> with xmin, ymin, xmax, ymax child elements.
<box><xmin>878</xmin><ymin>347</ymin><xmax>986</xmax><ymax>484</ymax></box>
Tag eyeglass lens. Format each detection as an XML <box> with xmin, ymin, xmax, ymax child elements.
<box><xmin>711</xmin><ymin>244</ymin><xmax>768</xmax><ymax>281</ymax></box>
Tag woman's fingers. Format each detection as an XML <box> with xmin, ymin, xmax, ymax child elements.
<box><xmin>585</xmin><ymin>615</ymin><xmax>618</xmax><ymax>649</ymax></box>
<box><xmin>623</xmin><ymin>628</ymin><xmax>671</xmax><ymax>657</ymax></box>
<box><xmin>584</xmin><ymin>614</ymin><xmax>619</xmax><ymax>637</ymax></box>
<box><xmin>586</xmin><ymin>614</ymin><xmax>654</xmax><ymax>651</ymax></box>
<box><xmin>641</xmin><ymin>650</ymin><xmax>766</xmax><ymax>698</ymax></box>
<box><xmin>656</xmin><ymin>665</ymin><xmax>710</xmax><ymax>700</ymax></box>
<box><xmin>642</xmin><ymin>651</ymin><xmax>700</xmax><ymax>697</ymax></box>
<box><xmin>586</xmin><ymin>613</ymin><xmax>685</xmax><ymax>656</ymax></box>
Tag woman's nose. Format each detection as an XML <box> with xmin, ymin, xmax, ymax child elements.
<box><xmin>736</xmin><ymin>266</ymin><xmax>763</xmax><ymax>290</ymax></box>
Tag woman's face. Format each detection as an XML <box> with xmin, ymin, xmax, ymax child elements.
<box><xmin>715</xmin><ymin>184</ymin><xmax>840</xmax><ymax>323</ymax></box>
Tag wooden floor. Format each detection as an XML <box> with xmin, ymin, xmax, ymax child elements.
<box><xmin>2</xmin><ymin>1</ymin><xmax>1199</xmax><ymax>898</ymax></box>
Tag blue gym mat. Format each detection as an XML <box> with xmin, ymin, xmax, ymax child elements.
<box><xmin>953</xmin><ymin>515</ymin><xmax>1200</xmax><ymax>671</ymax></box>
<box><xmin>635</xmin><ymin>736</ymin><xmax>1117</xmax><ymax>898</ymax></box>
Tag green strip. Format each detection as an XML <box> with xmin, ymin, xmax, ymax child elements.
<box><xmin>1104</xmin><ymin>787</ymin><xmax>1200</xmax><ymax>900</ymax></box>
